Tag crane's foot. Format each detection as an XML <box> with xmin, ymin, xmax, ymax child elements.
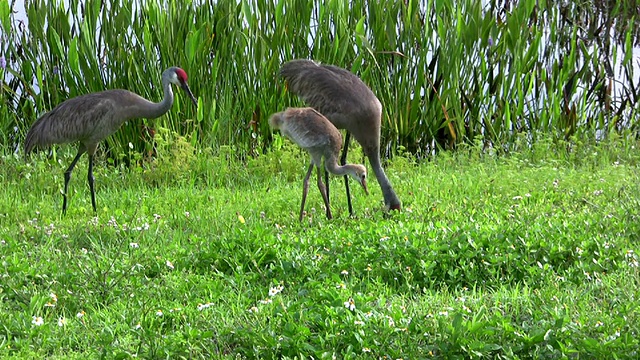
<box><xmin>384</xmin><ymin>201</ymin><xmax>402</xmax><ymax>211</ymax></box>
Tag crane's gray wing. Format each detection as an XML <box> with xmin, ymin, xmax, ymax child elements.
<box><xmin>279</xmin><ymin>108</ymin><xmax>342</xmax><ymax>151</ymax></box>
<box><xmin>280</xmin><ymin>60</ymin><xmax>377</xmax><ymax>118</ymax></box>
<box><xmin>24</xmin><ymin>90</ymin><xmax>135</xmax><ymax>153</ymax></box>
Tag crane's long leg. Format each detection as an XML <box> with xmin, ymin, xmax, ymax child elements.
<box><xmin>324</xmin><ymin>131</ymin><xmax>354</xmax><ymax>216</ymax></box>
<box><xmin>341</xmin><ymin>131</ymin><xmax>353</xmax><ymax>216</ymax></box>
<box><xmin>87</xmin><ymin>154</ymin><xmax>97</xmax><ymax>213</ymax></box>
<box><xmin>300</xmin><ymin>164</ymin><xmax>315</xmax><ymax>221</ymax></box>
<box><xmin>324</xmin><ymin>157</ymin><xmax>330</xmax><ymax>205</ymax></box>
<box><xmin>316</xmin><ymin>166</ymin><xmax>332</xmax><ymax>220</ymax></box>
<box><xmin>367</xmin><ymin>148</ymin><xmax>401</xmax><ymax>211</ymax></box>
<box><xmin>62</xmin><ymin>150</ymin><xmax>85</xmax><ymax>214</ymax></box>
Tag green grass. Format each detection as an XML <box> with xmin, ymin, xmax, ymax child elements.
<box><xmin>1</xmin><ymin>141</ymin><xmax>640</xmax><ymax>358</ymax></box>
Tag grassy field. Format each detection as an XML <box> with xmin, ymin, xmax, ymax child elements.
<box><xmin>2</xmin><ymin>0</ymin><xmax>639</xmax><ymax>357</ymax></box>
<box><xmin>1</xmin><ymin>141</ymin><xmax>639</xmax><ymax>358</ymax></box>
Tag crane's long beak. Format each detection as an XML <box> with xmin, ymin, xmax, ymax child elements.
<box><xmin>181</xmin><ymin>82</ymin><xmax>198</xmax><ymax>108</ymax></box>
<box><xmin>360</xmin><ymin>178</ymin><xmax>369</xmax><ymax>195</ymax></box>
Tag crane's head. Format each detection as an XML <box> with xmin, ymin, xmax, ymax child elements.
<box><xmin>348</xmin><ymin>164</ymin><xmax>369</xmax><ymax>195</ymax></box>
<box><xmin>166</xmin><ymin>67</ymin><xmax>198</xmax><ymax>108</ymax></box>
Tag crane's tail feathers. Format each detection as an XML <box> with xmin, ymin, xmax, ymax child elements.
<box><xmin>279</xmin><ymin>59</ymin><xmax>319</xmax><ymax>80</ymax></box>
<box><xmin>268</xmin><ymin>112</ymin><xmax>284</xmax><ymax>130</ymax></box>
<box><xmin>279</xmin><ymin>59</ymin><xmax>321</xmax><ymax>95</ymax></box>
<box><xmin>24</xmin><ymin>129</ymin><xmax>38</xmax><ymax>156</ymax></box>
<box><xmin>24</xmin><ymin>114</ymin><xmax>51</xmax><ymax>156</ymax></box>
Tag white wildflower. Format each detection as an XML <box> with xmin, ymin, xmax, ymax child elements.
<box><xmin>344</xmin><ymin>298</ymin><xmax>356</xmax><ymax>311</ymax></box>
<box><xmin>197</xmin><ymin>302</ymin><xmax>214</xmax><ymax>311</ymax></box>
<box><xmin>107</xmin><ymin>216</ymin><xmax>118</xmax><ymax>228</ymax></box>
<box><xmin>268</xmin><ymin>285</ymin><xmax>284</xmax><ymax>297</ymax></box>
<box><xmin>32</xmin><ymin>316</ymin><xmax>44</xmax><ymax>326</ymax></box>
<box><xmin>386</xmin><ymin>315</ymin><xmax>395</xmax><ymax>327</ymax></box>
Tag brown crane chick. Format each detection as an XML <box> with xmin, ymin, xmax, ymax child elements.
<box><xmin>24</xmin><ymin>66</ymin><xmax>198</xmax><ymax>214</ymax></box>
<box><xmin>269</xmin><ymin>107</ymin><xmax>369</xmax><ymax>221</ymax></box>
<box><xmin>280</xmin><ymin>59</ymin><xmax>401</xmax><ymax>213</ymax></box>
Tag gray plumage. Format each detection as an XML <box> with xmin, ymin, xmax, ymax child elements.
<box><xmin>279</xmin><ymin>59</ymin><xmax>401</xmax><ymax>212</ymax></box>
<box><xmin>269</xmin><ymin>107</ymin><xmax>369</xmax><ymax>221</ymax></box>
<box><xmin>24</xmin><ymin>66</ymin><xmax>198</xmax><ymax>214</ymax></box>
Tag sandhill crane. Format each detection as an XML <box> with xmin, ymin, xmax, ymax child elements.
<box><xmin>24</xmin><ymin>66</ymin><xmax>198</xmax><ymax>214</ymax></box>
<box><xmin>280</xmin><ymin>59</ymin><xmax>401</xmax><ymax>213</ymax></box>
<box><xmin>269</xmin><ymin>107</ymin><xmax>369</xmax><ymax>221</ymax></box>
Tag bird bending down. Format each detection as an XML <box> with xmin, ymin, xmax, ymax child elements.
<box><xmin>269</xmin><ymin>107</ymin><xmax>369</xmax><ymax>221</ymax></box>
<box><xmin>280</xmin><ymin>59</ymin><xmax>401</xmax><ymax>213</ymax></box>
<box><xmin>24</xmin><ymin>66</ymin><xmax>198</xmax><ymax>214</ymax></box>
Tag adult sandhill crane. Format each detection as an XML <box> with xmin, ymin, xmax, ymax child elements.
<box><xmin>269</xmin><ymin>107</ymin><xmax>369</xmax><ymax>221</ymax></box>
<box><xmin>280</xmin><ymin>59</ymin><xmax>401</xmax><ymax>213</ymax></box>
<box><xmin>24</xmin><ymin>66</ymin><xmax>198</xmax><ymax>214</ymax></box>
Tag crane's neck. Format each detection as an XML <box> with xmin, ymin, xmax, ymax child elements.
<box><xmin>138</xmin><ymin>78</ymin><xmax>175</xmax><ymax>119</ymax></box>
<box><xmin>325</xmin><ymin>158</ymin><xmax>354</xmax><ymax>177</ymax></box>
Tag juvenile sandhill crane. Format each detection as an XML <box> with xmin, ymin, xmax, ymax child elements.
<box><xmin>280</xmin><ymin>59</ymin><xmax>401</xmax><ymax>213</ymax></box>
<box><xmin>24</xmin><ymin>66</ymin><xmax>198</xmax><ymax>214</ymax></box>
<box><xmin>269</xmin><ymin>107</ymin><xmax>369</xmax><ymax>221</ymax></box>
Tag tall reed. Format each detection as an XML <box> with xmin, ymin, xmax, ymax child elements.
<box><xmin>0</xmin><ymin>0</ymin><xmax>638</xmax><ymax>161</ymax></box>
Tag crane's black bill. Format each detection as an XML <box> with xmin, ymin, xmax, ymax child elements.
<box><xmin>181</xmin><ymin>83</ymin><xmax>198</xmax><ymax>107</ymax></box>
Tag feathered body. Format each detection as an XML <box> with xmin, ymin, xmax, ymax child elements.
<box><xmin>279</xmin><ymin>59</ymin><xmax>401</xmax><ymax>211</ymax></box>
<box><xmin>24</xmin><ymin>66</ymin><xmax>197</xmax><ymax>214</ymax></box>
<box><xmin>25</xmin><ymin>90</ymin><xmax>173</xmax><ymax>155</ymax></box>
<box><xmin>269</xmin><ymin>107</ymin><xmax>368</xmax><ymax>221</ymax></box>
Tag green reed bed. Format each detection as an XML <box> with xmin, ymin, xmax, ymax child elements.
<box><xmin>1</xmin><ymin>0</ymin><xmax>639</xmax><ymax>161</ymax></box>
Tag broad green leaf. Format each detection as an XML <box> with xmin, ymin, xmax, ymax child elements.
<box><xmin>185</xmin><ymin>29</ymin><xmax>201</xmax><ymax>65</ymax></box>
<box><xmin>68</xmin><ymin>37</ymin><xmax>79</xmax><ymax>76</ymax></box>
<box><xmin>354</xmin><ymin>15</ymin><xmax>366</xmax><ymax>49</ymax></box>
<box><xmin>275</xmin><ymin>0</ymin><xmax>284</xmax><ymax>25</ymax></box>
<box><xmin>0</xmin><ymin>0</ymin><xmax>10</xmax><ymax>34</ymax></box>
